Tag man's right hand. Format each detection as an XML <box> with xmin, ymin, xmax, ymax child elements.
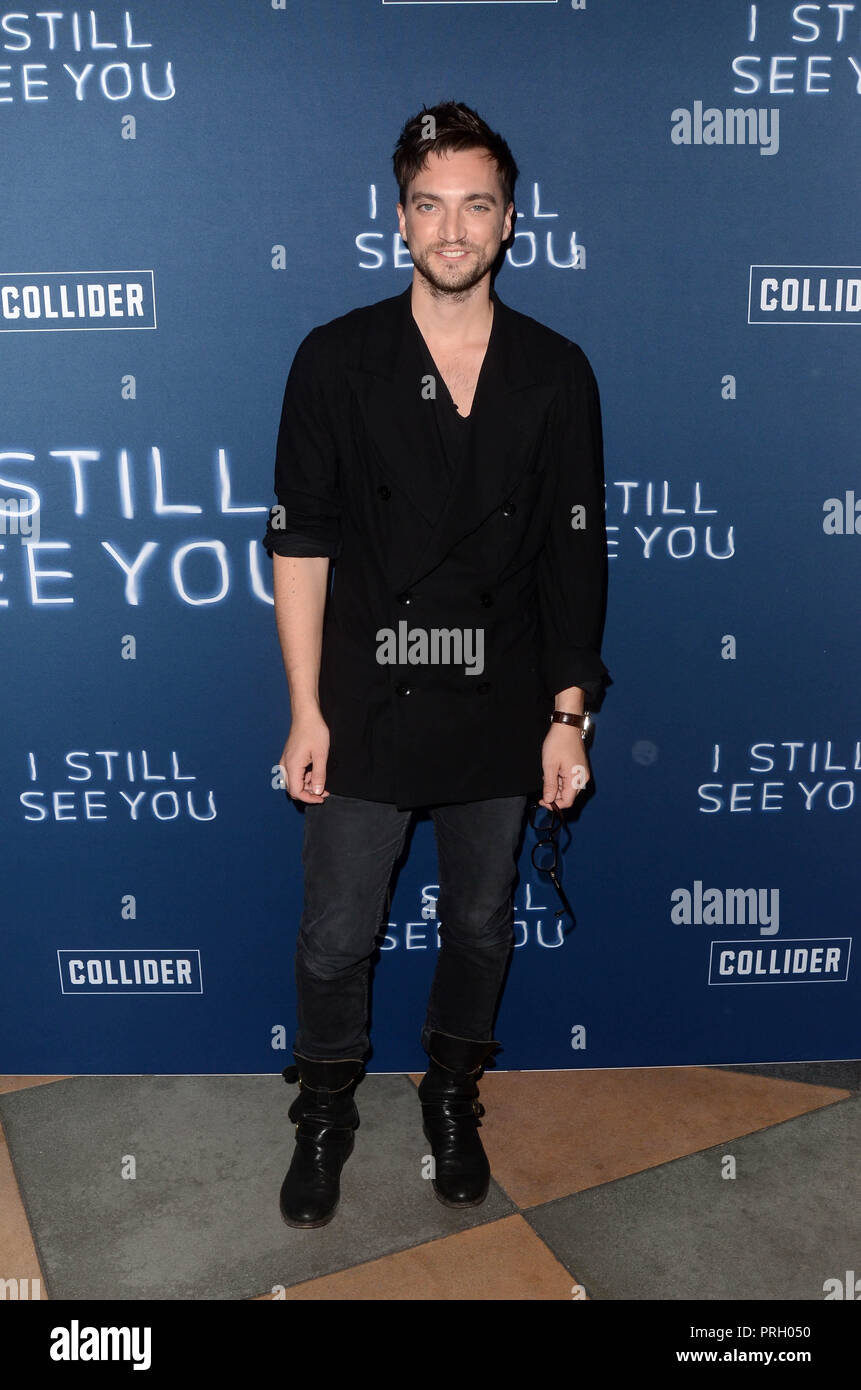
<box><xmin>280</xmin><ymin>712</ymin><xmax>331</xmax><ymax>803</ymax></box>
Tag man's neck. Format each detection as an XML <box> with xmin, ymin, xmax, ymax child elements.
<box><xmin>410</xmin><ymin>273</ymin><xmax>494</xmax><ymax>347</ymax></box>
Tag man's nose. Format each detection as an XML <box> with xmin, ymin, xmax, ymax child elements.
<box><xmin>440</xmin><ymin>215</ymin><xmax>466</xmax><ymax>243</ymax></box>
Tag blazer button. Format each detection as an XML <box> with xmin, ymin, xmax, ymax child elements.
<box><xmin>377</xmin><ymin>484</ymin><xmax>391</xmax><ymax>500</ymax></box>
<box><xmin>476</xmin><ymin>681</ymin><xmax>491</xmax><ymax>695</ymax></box>
<box><xmin>395</xmin><ymin>682</ymin><xmax>411</xmax><ymax>697</ymax></box>
<box><xmin>479</xmin><ymin>592</ymin><xmax>493</xmax><ymax>607</ymax></box>
<box><xmin>501</xmin><ymin>501</ymin><xmax>517</xmax><ymax>517</ymax></box>
<box><xmin>396</xmin><ymin>591</ymin><xmax>412</xmax><ymax>606</ymax></box>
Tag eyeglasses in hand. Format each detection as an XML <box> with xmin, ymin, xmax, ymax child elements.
<box><xmin>528</xmin><ymin>799</ymin><xmax>576</xmax><ymax>926</ymax></box>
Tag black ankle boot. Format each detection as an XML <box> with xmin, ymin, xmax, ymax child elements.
<box><xmin>418</xmin><ymin>1031</ymin><xmax>500</xmax><ymax>1208</ymax></box>
<box><xmin>279</xmin><ymin>1053</ymin><xmax>364</xmax><ymax>1228</ymax></box>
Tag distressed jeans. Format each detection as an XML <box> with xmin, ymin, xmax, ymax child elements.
<box><xmin>293</xmin><ymin>792</ymin><xmax>528</xmax><ymax>1060</ymax></box>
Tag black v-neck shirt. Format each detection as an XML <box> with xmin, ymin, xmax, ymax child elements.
<box><xmin>411</xmin><ymin>319</ymin><xmax>474</xmax><ymax>486</ymax></box>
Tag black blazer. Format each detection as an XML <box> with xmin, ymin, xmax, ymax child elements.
<box><xmin>263</xmin><ymin>284</ymin><xmax>610</xmax><ymax>809</ymax></box>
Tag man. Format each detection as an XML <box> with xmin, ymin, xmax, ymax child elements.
<box><xmin>262</xmin><ymin>101</ymin><xmax>610</xmax><ymax>1228</ymax></box>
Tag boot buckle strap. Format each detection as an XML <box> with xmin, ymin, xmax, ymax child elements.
<box><xmin>295</xmin><ymin>1119</ymin><xmax>356</xmax><ymax>1138</ymax></box>
<box><xmin>421</xmin><ymin>1099</ymin><xmax>484</xmax><ymax>1120</ymax></box>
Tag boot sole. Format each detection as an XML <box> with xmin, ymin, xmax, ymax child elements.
<box><xmin>431</xmin><ymin>1183</ymin><xmax>489</xmax><ymax>1209</ymax></box>
<box><xmin>280</xmin><ymin>1202</ymin><xmax>339</xmax><ymax>1229</ymax></box>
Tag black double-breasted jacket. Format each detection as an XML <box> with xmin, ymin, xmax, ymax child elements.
<box><xmin>262</xmin><ymin>283</ymin><xmax>611</xmax><ymax>809</ymax></box>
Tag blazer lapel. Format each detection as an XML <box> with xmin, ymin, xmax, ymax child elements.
<box><xmin>345</xmin><ymin>287</ymin><xmax>448</xmax><ymax>531</ymax></box>
<box><xmin>346</xmin><ymin>284</ymin><xmax>555</xmax><ymax>592</ymax></box>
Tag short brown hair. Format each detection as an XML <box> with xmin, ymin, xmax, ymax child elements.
<box><xmin>393</xmin><ymin>100</ymin><xmax>519</xmax><ymax>210</ymax></box>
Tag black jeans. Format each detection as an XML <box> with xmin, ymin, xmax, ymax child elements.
<box><xmin>293</xmin><ymin>792</ymin><xmax>528</xmax><ymax>1060</ymax></box>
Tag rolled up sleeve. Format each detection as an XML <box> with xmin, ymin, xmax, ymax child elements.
<box><xmin>536</xmin><ymin>343</ymin><xmax>611</xmax><ymax>707</ymax></box>
<box><xmin>261</xmin><ymin>326</ymin><xmax>342</xmax><ymax>559</ymax></box>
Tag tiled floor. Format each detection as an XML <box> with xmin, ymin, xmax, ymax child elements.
<box><xmin>1</xmin><ymin>1063</ymin><xmax>858</xmax><ymax>1301</ymax></box>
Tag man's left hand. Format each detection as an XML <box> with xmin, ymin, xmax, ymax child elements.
<box><xmin>539</xmin><ymin>724</ymin><xmax>591</xmax><ymax>810</ymax></box>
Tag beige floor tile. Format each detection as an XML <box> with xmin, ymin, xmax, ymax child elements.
<box><xmin>0</xmin><ymin>1076</ymin><xmax>71</xmax><ymax>1096</ymax></box>
<box><xmin>0</xmin><ymin>1132</ymin><xmax>47</xmax><ymax>1298</ymax></box>
<box><xmin>255</xmin><ymin>1215</ymin><xmax>582</xmax><ymax>1300</ymax></box>
<box><xmin>409</xmin><ymin>1065</ymin><xmax>850</xmax><ymax>1208</ymax></box>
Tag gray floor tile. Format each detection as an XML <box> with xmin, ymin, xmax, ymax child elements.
<box><xmin>525</xmin><ymin>1097</ymin><xmax>861</xmax><ymax>1301</ymax></box>
<box><xmin>0</xmin><ymin>1074</ymin><xmax>514</xmax><ymax>1300</ymax></box>
<box><xmin>712</xmin><ymin>1060</ymin><xmax>861</xmax><ymax>1093</ymax></box>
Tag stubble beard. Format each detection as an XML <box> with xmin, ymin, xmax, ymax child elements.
<box><xmin>409</xmin><ymin>242</ymin><xmax>496</xmax><ymax>302</ymax></box>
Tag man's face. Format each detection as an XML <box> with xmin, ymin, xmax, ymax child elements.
<box><xmin>397</xmin><ymin>146</ymin><xmax>513</xmax><ymax>299</ymax></box>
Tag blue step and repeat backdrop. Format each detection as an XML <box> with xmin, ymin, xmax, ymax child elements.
<box><xmin>2</xmin><ymin>1</ymin><xmax>859</xmax><ymax>1074</ymax></box>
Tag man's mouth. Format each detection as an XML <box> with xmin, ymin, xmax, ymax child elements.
<box><xmin>436</xmin><ymin>249</ymin><xmax>470</xmax><ymax>260</ymax></box>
